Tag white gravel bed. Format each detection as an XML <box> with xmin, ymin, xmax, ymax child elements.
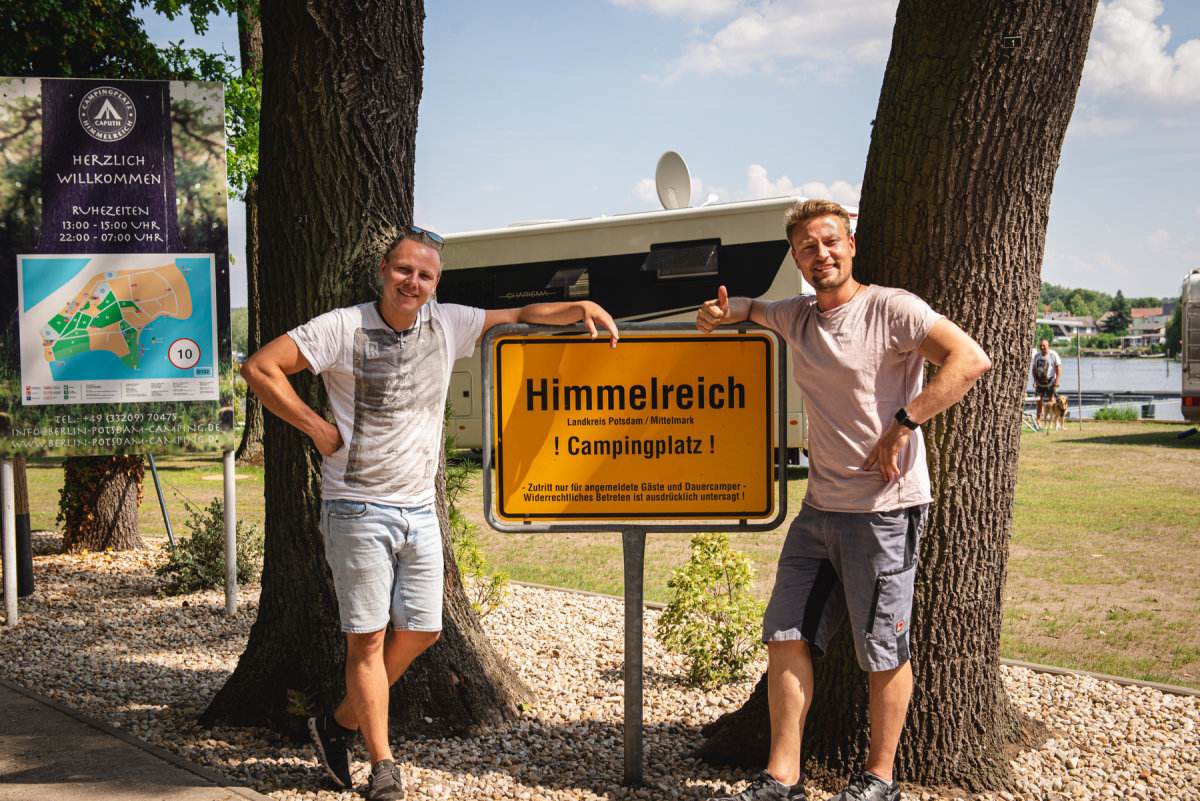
<box><xmin>1</xmin><ymin>547</ymin><xmax>1197</xmax><ymax>800</ymax></box>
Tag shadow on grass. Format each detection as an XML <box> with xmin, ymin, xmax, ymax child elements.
<box><xmin>1065</xmin><ymin>427</ymin><xmax>1200</xmax><ymax>449</ymax></box>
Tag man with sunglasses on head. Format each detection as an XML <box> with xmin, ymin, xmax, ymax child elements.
<box><xmin>695</xmin><ymin>200</ymin><xmax>990</xmax><ymax>801</ymax></box>
<box><xmin>241</xmin><ymin>225</ymin><xmax>619</xmax><ymax>801</ymax></box>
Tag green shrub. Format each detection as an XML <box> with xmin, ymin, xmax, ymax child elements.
<box><xmin>657</xmin><ymin>532</ymin><xmax>765</xmax><ymax>688</ymax></box>
<box><xmin>156</xmin><ymin>498</ymin><xmax>264</xmax><ymax>595</ymax></box>
<box><xmin>1094</xmin><ymin>406</ymin><xmax>1139</xmax><ymax>421</ymax></box>
<box><xmin>443</xmin><ymin>408</ymin><xmax>508</xmax><ymax>617</ymax></box>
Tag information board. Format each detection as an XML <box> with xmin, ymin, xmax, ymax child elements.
<box><xmin>0</xmin><ymin>77</ymin><xmax>232</xmax><ymax>456</ymax></box>
<box><xmin>493</xmin><ymin>333</ymin><xmax>776</xmax><ymax>521</ymax></box>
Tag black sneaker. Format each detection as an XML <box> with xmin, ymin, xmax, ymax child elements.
<box><xmin>708</xmin><ymin>771</ymin><xmax>807</xmax><ymax>801</ymax></box>
<box><xmin>366</xmin><ymin>759</ymin><xmax>406</xmax><ymax>800</ymax></box>
<box><xmin>830</xmin><ymin>770</ymin><xmax>899</xmax><ymax>801</ymax></box>
<box><xmin>307</xmin><ymin>713</ymin><xmax>354</xmax><ymax>788</ymax></box>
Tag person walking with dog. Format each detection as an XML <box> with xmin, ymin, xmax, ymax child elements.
<box><xmin>694</xmin><ymin>199</ymin><xmax>990</xmax><ymax>801</ymax></box>
<box><xmin>1031</xmin><ymin>338</ymin><xmax>1062</xmax><ymax>428</ymax></box>
<box><xmin>241</xmin><ymin>226</ymin><xmax>618</xmax><ymax>801</ymax></box>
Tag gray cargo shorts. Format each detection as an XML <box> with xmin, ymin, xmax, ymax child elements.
<box><xmin>762</xmin><ymin>502</ymin><xmax>928</xmax><ymax>672</ymax></box>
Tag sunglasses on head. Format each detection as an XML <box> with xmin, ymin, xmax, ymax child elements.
<box><xmin>405</xmin><ymin>224</ymin><xmax>444</xmax><ymax>244</ymax></box>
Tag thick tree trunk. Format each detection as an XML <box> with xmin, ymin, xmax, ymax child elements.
<box><xmin>206</xmin><ymin>0</ymin><xmax>532</xmax><ymax>735</ymax></box>
<box><xmin>699</xmin><ymin>1</ymin><xmax>1096</xmax><ymax>791</ymax></box>
<box><xmin>59</xmin><ymin>455</ymin><xmax>145</xmax><ymax>552</ymax></box>
<box><xmin>235</xmin><ymin>171</ymin><xmax>263</xmax><ymax>463</ymax></box>
<box><xmin>234</xmin><ymin>1</ymin><xmax>263</xmax><ymax>464</ymax></box>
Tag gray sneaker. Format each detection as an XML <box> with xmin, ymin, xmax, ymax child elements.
<box><xmin>366</xmin><ymin>759</ymin><xmax>406</xmax><ymax>800</ymax></box>
<box><xmin>708</xmin><ymin>771</ymin><xmax>807</xmax><ymax>801</ymax></box>
<box><xmin>830</xmin><ymin>771</ymin><xmax>899</xmax><ymax>801</ymax></box>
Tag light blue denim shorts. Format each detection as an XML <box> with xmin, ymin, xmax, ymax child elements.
<box><xmin>319</xmin><ymin>500</ymin><xmax>444</xmax><ymax>634</ymax></box>
<box><xmin>762</xmin><ymin>503</ymin><xmax>928</xmax><ymax>672</ymax></box>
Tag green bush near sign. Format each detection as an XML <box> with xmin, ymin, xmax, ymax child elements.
<box><xmin>155</xmin><ymin>497</ymin><xmax>263</xmax><ymax>595</ymax></box>
<box><xmin>657</xmin><ymin>532</ymin><xmax>765</xmax><ymax>688</ymax></box>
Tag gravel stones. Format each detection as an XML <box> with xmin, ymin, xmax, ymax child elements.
<box><xmin>1</xmin><ymin>549</ymin><xmax>1197</xmax><ymax>800</ymax></box>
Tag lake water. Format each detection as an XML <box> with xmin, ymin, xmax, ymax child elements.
<box><xmin>1033</xmin><ymin>355</ymin><xmax>1183</xmax><ymax>420</ymax></box>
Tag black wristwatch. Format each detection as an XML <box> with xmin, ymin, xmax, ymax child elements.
<box><xmin>894</xmin><ymin>407</ymin><xmax>919</xmax><ymax>430</ymax></box>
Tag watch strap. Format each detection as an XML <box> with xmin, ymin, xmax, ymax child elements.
<box><xmin>895</xmin><ymin>407</ymin><xmax>919</xmax><ymax>430</ymax></box>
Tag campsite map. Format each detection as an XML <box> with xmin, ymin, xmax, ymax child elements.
<box><xmin>18</xmin><ymin>253</ymin><xmax>218</xmax><ymax>405</ymax></box>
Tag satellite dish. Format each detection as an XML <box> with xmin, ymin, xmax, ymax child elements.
<box><xmin>655</xmin><ymin>151</ymin><xmax>691</xmax><ymax>210</ymax></box>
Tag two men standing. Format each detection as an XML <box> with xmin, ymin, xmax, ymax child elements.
<box><xmin>243</xmin><ymin>199</ymin><xmax>990</xmax><ymax>801</ymax></box>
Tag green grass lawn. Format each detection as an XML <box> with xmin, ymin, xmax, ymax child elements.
<box><xmin>19</xmin><ymin>419</ymin><xmax>1200</xmax><ymax>688</ymax></box>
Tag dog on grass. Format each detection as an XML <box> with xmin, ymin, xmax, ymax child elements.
<box><xmin>1045</xmin><ymin>394</ymin><xmax>1069</xmax><ymax>430</ymax></box>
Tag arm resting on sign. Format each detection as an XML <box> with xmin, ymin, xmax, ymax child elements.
<box><xmin>479</xmin><ymin>301</ymin><xmax>619</xmax><ymax>346</ymax></box>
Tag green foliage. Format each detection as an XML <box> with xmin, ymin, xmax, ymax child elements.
<box><xmin>0</xmin><ymin>0</ymin><xmax>169</xmax><ymax>79</ymax></box>
<box><xmin>443</xmin><ymin>406</ymin><xmax>508</xmax><ymax>617</ymax></box>
<box><xmin>657</xmin><ymin>532</ymin><xmax>765</xmax><ymax>688</ymax></box>
<box><xmin>1033</xmin><ymin>324</ymin><xmax>1053</xmax><ymax>348</ymax></box>
<box><xmin>1081</xmin><ymin>333</ymin><xmax>1121</xmax><ymax>350</ymax></box>
<box><xmin>1164</xmin><ymin>303</ymin><xmax>1182</xmax><ymax>358</ymax></box>
<box><xmin>1094</xmin><ymin>406</ymin><xmax>1139</xmax><ymax>421</ymax></box>
<box><xmin>224</xmin><ymin>71</ymin><xmax>260</xmax><ymax>199</ymax></box>
<box><xmin>156</xmin><ymin>497</ymin><xmax>264</xmax><ymax>595</ymax></box>
<box><xmin>230</xmin><ymin>306</ymin><xmax>249</xmax><ymax>357</ymax></box>
<box><xmin>1102</xmin><ymin>290</ymin><xmax>1133</xmax><ymax>336</ymax></box>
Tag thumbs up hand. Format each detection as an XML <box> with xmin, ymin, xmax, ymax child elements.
<box><xmin>697</xmin><ymin>285</ymin><xmax>731</xmax><ymax>333</ymax></box>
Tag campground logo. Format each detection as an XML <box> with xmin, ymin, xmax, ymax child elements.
<box><xmin>77</xmin><ymin>86</ymin><xmax>137</xmax><ymax>142</ymax></box>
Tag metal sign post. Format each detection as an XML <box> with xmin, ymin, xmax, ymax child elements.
<box><xmin>482</xmin><ymin>322</ymin><xmax>788</xmax><ymax>786</ymax></box>
<box><xmin>2</xmin><ymin>459</ymin><xmax>15</xmax><ymax>625</ymax></box>
<box><xmin>223</xmin><ymin>450</ymin><xmax>237</xmax><ymax>615</ymax></box>
<box><xmin>622</xmin><ymin>526</ymin><xmax>646</xmax><ymax>786</ymax></box>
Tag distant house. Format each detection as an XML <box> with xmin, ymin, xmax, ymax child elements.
<box><xmin>1121</xmin><ymin>317</ymin><xmax>1167</xmax><ymax>348</ymax></box>
<box><xmin>1131</xmin><ymin>306</ymin><xmax>1164</xmax><ymax>320</ymax></box>
<box><xmin>1040</xmin><ymin>315</ymin><xmax>1097</xmax><ymax>339</ymax></box>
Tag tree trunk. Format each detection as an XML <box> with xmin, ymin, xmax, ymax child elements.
<box><xmin>234</xmin><ymin>1</ymin><xmax>264</xmax><ymax>465</ymax></box>
<box><xmin>59</xmin><ymin>455</ymin><xmax>145</xmax><ymax>552</ymax></box>
<box><xmin>235</xmin><ymin>171</ymin><xmax>264</xmax><ymax>463</ymax></box>
<box><xmin>206</xmin><ymin>0</ymin><xmax>532</xmax><ymax>736</ymax></box>
<box><xmin>699</xmin><ymin>1</ymin><xmax>1096</xmax><ymax>791</ymax></box>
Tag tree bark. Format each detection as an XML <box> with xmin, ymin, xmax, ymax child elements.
<box><xmin>206</xmin><ymin>0</ymin><xmax>532</xmax><ymax>736</ymax></box>
<box><xmin>59</xmin><ymin>455</ymin><xmax>145</xmax><ymax>552</ymax></box>
<box><xmin>234</xmin><ymin>0</ymin><xmax>264</xmax><ymax>465</ymax></box>
<box><xmin>699</xmin><ymin>1</ymin><xmax>1096</xmax><ymax>791</ymax></box>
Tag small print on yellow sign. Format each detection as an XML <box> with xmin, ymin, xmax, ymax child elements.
<box><xmin>493</xmin><ymin>333</ymin><xmax>775</xmax><ymax>521</ymax></box>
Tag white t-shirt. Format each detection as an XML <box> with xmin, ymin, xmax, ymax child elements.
<box><xmin>764</xmin><ymin>285</ymin><xmax>943</xmax><ymax>513</ymax></box>
<box><xmin>1031</xmin><ymin>349</ymin><xmax>1061</xmax><ymax>387</ymax></box>
<box><xmin>289</xmin><ymin>300</ymin><xmax>485</xmax><ymax>507</ymax></box>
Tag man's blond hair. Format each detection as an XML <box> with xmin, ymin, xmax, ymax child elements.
<box><xmin>784</xmin><ymin>199</ymin><xmax>853</xmax><ymax>245</ymax></box>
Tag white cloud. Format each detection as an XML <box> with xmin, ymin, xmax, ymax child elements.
<box><xmin>734</xmin><ymin>164</ymin><xmax>861</xmax><ymax>205</ymax></box>
<box><xmin>1066</xmin><ymin>102</ymin><xmax>1138</xmax><ymax>137</ymax></box>
<box><xmin>609</xmin><ymin>0</ymin><xmax>741</xmax><ymax>23</ymax></box>
<box><xmin>1147</xmin><ymin>227</ymin><xmax>1170</xmax><ymax>249</ymax></box>
<box><xmin>631</xmin><ymin>164</ymin><xmax>860</xmax><ymax>209</ymax></box>
<box><xmin>1082</xmin><ymin>0</ymin><xmax>1200</xmax><ymax>105</ymax></box>
<box><xmin>642</xmin><ymin>0</ymin><xmax>898</xmax><ymax>84</ymax></box>
<box><xmin>632</xmin><ymin>177</ymin><xmax>659</xmax><ymax>205</ymax></box>
<box><xmin>630</xmin><ymin>174</ymin><xmax>706</xmax><ymax>207</ymax></box>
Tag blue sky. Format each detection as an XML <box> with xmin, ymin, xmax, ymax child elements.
<box><xmin>144</xmin><ymin>0</ymin><xmax>1200</xmax><ymax>308</ymax></box>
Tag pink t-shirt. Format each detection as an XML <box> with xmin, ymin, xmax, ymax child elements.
<box><xmin>764</xmin><ymin>285</ymin><xmax>943</xmax><ymax>513</ymax></box>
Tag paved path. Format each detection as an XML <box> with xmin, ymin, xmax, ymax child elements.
<box><xmin>0</xmin><ymin>677</ymin><xmax>271</xmax><ymax>801</ymax></box>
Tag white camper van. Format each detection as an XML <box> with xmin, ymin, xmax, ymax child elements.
<box><xmin>434</xmin><ymin>153</ymin><xmax>856</xmax><ymax>459</ymax></box>
<box><xmin>1182</xmin><ymin>268</ymin><xmax>1200</xmax><ymax>423</ymax></box>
